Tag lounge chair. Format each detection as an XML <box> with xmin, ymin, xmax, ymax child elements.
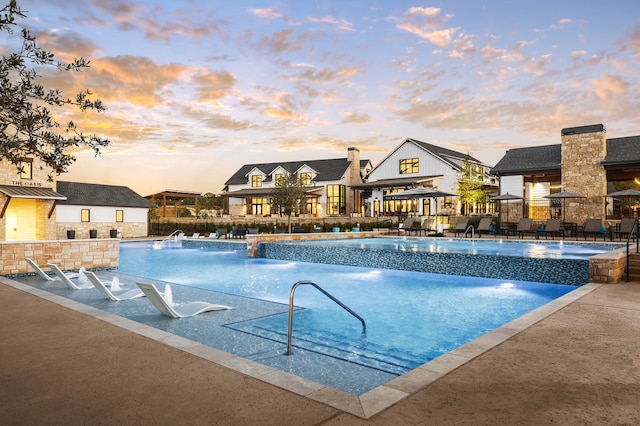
<box><xmin>231</xmin><ymin>226</ymin><xmax>247</xmax><ymax>238</ymax></box>
<box><xmin>136</xmin><ymin>282</ymin><xmax>231</xmax><ymax>318</ymax></box>
<box><xmin>190</xmin><ymin>232</ymin><xmax>200</xmax><ymax>239</ymax></box>
<box><xmin>215</xmin><ymin>228</ymin><xmax>228</xmax><ymax>238</ymax></box>
<box><xmin>406</xmin><ymin>218</ymin><xmax>433</xmax><ymax>236</ymax></box>
<box><xmin>579</xmin><ymin>219</ymin><xmax>605</xmax><ymax>241</ymax></box>
<box><xmin>537</xmin><ymin>219</ymin><xmax>564</xmax><ymax>240</ymax></box>
<box><xmin>83</xmin><ymin>271</ymin><xmax>145</xmax><ymax>301</ymax></box>
<box><xmin>451</xmin><ymin>217</ymin><xmax>470</xmax><ymax>237</ymax></box>
<box><xmin>476</xmin><ymin>217</ymin><xmax>494</xmax><ymax>238</ymax></box>
<box><xmin>247</xmin><ymin>227</ymin><xmax>260</xmax><ymax>235</ymax></box>
<box><xmin>513</xmin><ymin>218</ymin><xmax>535</xmax><ymax>239</ymax></box>
<box><xmin>613</xmin><ymin>218</ymin><xmax>638</xmax><ymax>240</ymax></box>
<box><xmin>26</xmin><ymin>258</ymin><xmax>57</xmax><ymax>281</ymax></box>
<box><xmin>47</xmin><ymin>263</ymin><xmax>92</xmax><ymax>290</ymax></box>
<box><xmin>389</xmin><ymin>217</ymin><xmax>416</xmax><ymax>235</ymax></box>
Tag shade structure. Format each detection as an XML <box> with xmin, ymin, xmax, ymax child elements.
<box><xmin>490</xmin><ymin>193</ymin><xmax>523</xmax><ymax>224</ymax></box>
<box><xmin>605</xmin><ymin>189</ymin><xmax>640</xmax><ymax>218</ymax></box>
<box><xmin>544</xmin><ymin>191</ymin><xmax>585</xmax><ymax>222</ymax></box>
<box><xmin>386</xmin><ymin>187</ymin><xmax>455</xmax><ymax>232</ymax></box>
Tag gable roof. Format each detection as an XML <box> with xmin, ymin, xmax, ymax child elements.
<box><xmin>57</xmin><ymin>181</ymin><xmax>155</xmax><ymax>208</ymax></box>
<box><xmin>225</xmin><ymin>157</ymin><xmax>362</xmax><ymax>186</ymax></box>
<box><xmin>492</xmin><ymin>135</ymin><xmax>640</xmax><ymax>176</ymax></box>
<box><xmin>367</xmin><ymin>138</ymin><xmax>489</xmax><ymax>177</ymax></box>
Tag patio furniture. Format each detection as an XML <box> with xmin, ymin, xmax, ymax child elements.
<box><xmin>406</xmin><ymin>218</ymin><xmax>434</xmax><ymax>236</ymax></box>
<box><xmin>513</xmin><ymin>218</ymin><xmax>535</xmax><ymax>239</ymax></box>
<box><xmin>136</xmin><ymin>282</ymin><xmax>231</xmax><ymax>318</ymax></box>
<box><xmin>613</xmin><ymin>218</ymin><xmax>638</xmax><ymax>241</ymax></box>
<box><xmin>537</xmin><ymin>219</ymin><xmax>564</xmax><ymax>240</ymax></box>
<box><xmin>579</xmin><ymin>219</ymin><xmax>605</xmax><ymax>241</ymax></box>
<box><xmin>84</xmin><ymin>271</ymin><xmax>145</xmax><ymax>301</ymax></box>
<box><xmin>451</xmin><ymin>217</ymin><xmax>470</xmax><ymax>237</ymax></box>
<box><xmin>476</xmin><ymin>217</ymin><xmax>494</xmax><ymax>238</ymax></box>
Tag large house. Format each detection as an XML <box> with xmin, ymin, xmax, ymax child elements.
<box><xmin>491</xmin><ymin>124</ymin><xmax>640</xmax><ymax>224</ymax></box>
<box><xmin>355</xmin><ymin>138</ymin><xmax>499</xmax><ymax>218</ymax></box>
<box><xmin>222</xmin><ymin>147</ymin><xmax>372</xmax><ymax>217</ymax></box>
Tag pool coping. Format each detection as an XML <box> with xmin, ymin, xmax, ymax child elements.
<box><xmin>0</xmin><ymin>276</ymin><xmax>600</xmax><ymax>419</ymax></box>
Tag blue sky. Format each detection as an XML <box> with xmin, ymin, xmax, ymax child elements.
<box><xmin>9</xmin><ymin>0</ymin><xmax>640</xmax><ymax>194</ymax></box>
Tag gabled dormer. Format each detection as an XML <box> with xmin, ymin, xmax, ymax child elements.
<box><xmin>245</xmin><ymin>167</ymin><xmax>266</xmax><ymax>188</ymax></box>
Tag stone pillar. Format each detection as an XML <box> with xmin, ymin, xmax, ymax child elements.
<box><xmin>347</xmin><ymin>147</ymin><xmax>361</xmax><ymax>215</ymax></box>
<box><xmin>560</xmin><ymin>124</ymin><xmax>607</xmax><ymax>225</ymax></box>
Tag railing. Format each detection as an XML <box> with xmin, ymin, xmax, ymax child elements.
<box><xmin>287</xmin><ymin>280</ymin><xmax>366</xmax><ymax>355</ymax></box>
<box><xmin>163</xmin><ymin>229</ymin><xmax>184</xmax><ymax>241</ymax></box>
<box><xmin>463</xmin><ymin>224</ymin><xmax>475</xmax><ymax>239</ymax></box>
<box><xmin>626</xmin><ymin>220</ymin><xmax>639</xmax><ymax>282</ymax></box>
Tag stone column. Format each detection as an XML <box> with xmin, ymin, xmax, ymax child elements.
<box><xmin>560</xmin><ymin>124</ymin><xmax>607</xmax><ymax>225</ymax></box>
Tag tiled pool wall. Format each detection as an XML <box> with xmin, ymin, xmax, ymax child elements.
<box><xmin>256</xmin><ymin>242</ymin><xmax>590</xmax><ymax>285</ymax></box>
<box><xmin>182</xmin><ymin>239</ymin><xmax>247</xmax><ymax>250</ymax></box>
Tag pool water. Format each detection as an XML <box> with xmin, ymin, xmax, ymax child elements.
<box><xmin>116</xmin><ymin>241</ymin><xmax>577</xmax><ymax>392</ymax></box>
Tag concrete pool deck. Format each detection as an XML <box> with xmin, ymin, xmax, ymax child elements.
<box><xmin>1</xmin><ymin>276</ymin><xmax>640</xmax><ymax>424</ymax></box>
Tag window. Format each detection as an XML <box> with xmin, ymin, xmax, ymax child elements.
<box><xmin>300</xmin><ymin>172</ymin><xmax>312</xmax><ymax>185</ymax></box>
<box><xmin>81</xmin><ymin>209</ymin><xmax>90</xmax><ymax>222</ymax></box>
<box><xmin>116</xmin><ymin>210</ymin><xmax>124</xmax><ymax>222</ymax></box>
<box><xmin>251</xmin><ymin>175</ymin><xmax>262</xmax><ymax>187</ymax></box>
<box><xmin>399</xmin><ymin>158</ymin><xmax>419</xmax><ymax>174</ymax></box>
<box><xmin>326</xmin><ymin>184</ymin><xmax>346</xmax><ymax>216</ymax></box>
<box><xmin>251</xmin><ymin>198</ymin><xmax>268</xmax><ymax>215</ymax></box>
<box><xmin>20</xmin><ymin>159</ymin><xmax>33</xmax><ymax>179</ymax></box>
<box><xmin>274</xmin><ymin>174</ymin><xmax>286</xmax><ymax>186</ymax></box>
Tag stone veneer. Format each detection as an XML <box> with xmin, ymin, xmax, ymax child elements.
<box><xmin>561</xmin><ymin>126</ymin><xmax>607</xmax><ymax>225</ymax></box>
<box><xmin>56</xmin><ymin>222</ymin><xmax>148</xmax><ymax>240</ymax></box>
<box><xmin>589</xmin><ymin>246</ymin><xmax>627</xmax><ymax>284</ymax></box>
<box><xmin>1</xmin><ymin>239</ymin><xmax>119</xmax><ymax>276</ymax></box>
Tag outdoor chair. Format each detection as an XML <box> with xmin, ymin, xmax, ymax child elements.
<box><xmin>406</xmin><ymin>218</ymin><xmax>433</xmax><ymax>236</ymax></box>
<box><xmin>476</xmin><ymin>217</ymin><xmax>495</xmax><ymax>238</ymax></box>
<box><xmin>579</xmin><ymin>219</ymin><xmax>605</xmax><ymax>241</ymax></box>
<box><xmin>84</xmin><ymin>271</ymin><xmax>145</xmax><ymax>301</ymax></box>
<box><xmin>26</xmin><ymin>258</ymin><xmax>58</xmax><ymax>281</ymax></box>
<box><xmin>537</xmin><ymin>219</ymin><xmax>564</xmax><ymax>240</ymax></box>
<box><xmin>47</xmin><ymin>263</ymin><xmax>92</xmax><ymax>290</ymax></box>
<box><xmin>136</xmin><ymin>282</ymin><xmax>231</xmax><ymax>318</ymax></box>
<box><xmin>613</xmin><ymin>218</ymin><xmax>638</xmax><ymax>241</ymax></box>
<box><xmin>231</xmin><ymin>226</ymin><xmax>247</xmax><ymax>238</ymax></box>
<box><xmin>513</xmin><ymin>218</ymin><xmax>535</xmax><ymax>239</ymax></box>
<box><xmin>451</xmin><ymin>217</ymin><xmax>470</xmax><ymax>237</ymax></box>
<box><xmin>215</xmin><ymin>228</ymin><xmax>228</xmax><ymax>238</ymax></box>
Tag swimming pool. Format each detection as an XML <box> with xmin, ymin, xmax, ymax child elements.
<box><xmin>256</xmin><ymin>237</ymin><xmax>622</xmax><ymax>285</ymax></box>
<box><xmin>113</xmin><ymin>241</ymin><xmax>577</xmax><ymax>394</ymax></box>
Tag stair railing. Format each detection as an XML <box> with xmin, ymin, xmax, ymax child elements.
<box><xmin>625</xmin><ymin>220</ymin><xmax>639</xmax><ymax>282</ymax></box>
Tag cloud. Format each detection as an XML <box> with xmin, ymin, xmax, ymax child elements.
<box><xmin>192</xmin><ymin>70</ymin><xmax>237</xmax><ymax>102</ymax></box>
<box><xmin>256</xmin><ymin>29</ymin><xmax>308</xmax><ymax>54</ymax></box>
<box><xmin>249</xmin><ymin>7</ymin><xmax>354</xmax><ymax>31</ymax></box>
<box><xmin>391</xmin><ymin>6</ymin><xmax>458</xmax><ymax>47</ymax></box>
<box><xmin>339</xmin><ymin>111</ymin><xmax>371</xmax><ymax>124</ymax></box>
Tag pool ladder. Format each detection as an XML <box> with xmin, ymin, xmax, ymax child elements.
<box><xmin>463</xmin><ymin>224</ymin><xmax>475</xmax><ymax>239</ymax></box>
<box><xmin>287</xmin><ymin>280</ymin><xmax>366</xmax><ymax>355</ymax></box>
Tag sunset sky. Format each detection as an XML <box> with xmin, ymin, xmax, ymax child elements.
<box><xmin>7</xmin><ymin>0</ymin><xmax>640</xmax><ymax>195</ymax></box>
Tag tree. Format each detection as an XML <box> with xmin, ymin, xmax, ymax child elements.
<box><xmin>455</xmin><ymin>155</ymin><xmax>487</xmax><ymax>215</ymax></box>
<box><xmin>271</xmin><ymin>173</ymin><xmax>307</xmax><ymax>232</ymax></box>
<box><xmin>0</xmin><ymin>0</ymin><xmax>109</xmax><ymax>180</ymax></box>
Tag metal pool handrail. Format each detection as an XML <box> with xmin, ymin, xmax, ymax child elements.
<box><xmin>625</xmin><ymin>220</ymin><xmax>639</xmax><ymax>282</ymax></box>
<box><xmin>287</xmin><ymin>280</ymin><xmax>366</xmax><ymax>355</ymax></box>
<box><xmin>463</xmin><ymin>224</ymin><xmax>475</xmax><ymax>239</ymax></box>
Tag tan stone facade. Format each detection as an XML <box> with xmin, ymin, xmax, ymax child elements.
<box><xmin>1</xmin><ymin>239</ymin><xmax>119</xmax><ymax>276</ymax></box>
<box><xmin>561</xmin><ymin>128</ymin><xmax>607</xmax><ymax>225</ymax></box>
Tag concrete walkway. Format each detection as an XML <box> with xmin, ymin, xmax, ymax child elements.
<box><xmin>1</xmin><ymin>277</ymin><xmax>639</xmax><ymax>425</ymax></box>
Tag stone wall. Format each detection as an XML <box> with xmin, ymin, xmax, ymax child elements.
<box><xmin>1</xmin><ymin>239</ymin><xmax>119</xmax><ymax>276</ymax></box>
<box><xmin>561</xmin><ymin>128</ymin><xmax>607</xmax><ymax>225</ymax></box>
<box><xmin>56</xmin><ymin>222</ymin><xmax>147</xmax><ymax>239</ymax></box>
<box><xmin>589</xmin><ymin>247</ymin><xmax>626</xmax><ymax>284</ymax></box>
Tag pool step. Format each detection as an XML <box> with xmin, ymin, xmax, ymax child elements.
<box><xmin>627</xmin><ymin>253</ymin><xmax>640</xmax><ymax>282</ymax></box>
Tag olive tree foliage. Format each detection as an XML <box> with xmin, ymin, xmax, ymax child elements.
<box><xmin>0</xmin><ymin>0</ymin><xmax>109</xmax><ymax>180</ymax></box>
<box><xmin>271</xmin><ymin>173</ymin><xmax>307</xmax><ymax>232</ymax></box>
<box><xmin>455</xmin><ymin>155</ymin><xmax>487</xmax><ymax>215</ymax></box>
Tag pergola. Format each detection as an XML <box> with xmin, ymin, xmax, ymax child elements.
<box><xmin>145</xmin><ymin>190</ymin><xmax>201</xmax><ymax>218</ymax></box>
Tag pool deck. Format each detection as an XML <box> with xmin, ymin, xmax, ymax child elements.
<box><xmin>2</xmin><ymin>276</ymin><xmax>640</xmax><ymax>424</ymax></box>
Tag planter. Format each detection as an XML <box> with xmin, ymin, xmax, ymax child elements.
<box><xmin>89</xmin><ymin>229</ymin><xmax>98</xmax><ymax>239</ymax></box>
<box><xmin>109</xmin><ymin>229</ymin><xmax>118</xmax><ymax>238</ymax></box>
<box><xmin>66</xmin><ymin>230</ymin><xmax>75</xmax><ymax>239</ymax></box>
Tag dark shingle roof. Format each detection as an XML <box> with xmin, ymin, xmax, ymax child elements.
<box><xmin>491</xmin><ymin>144</ymin><xmax>561</xmax><ymax>175</ymax></box>
<box><xmin>410</xmin><ymin>139</ymin><xmax>482</xmax><ymax>164</ymax></box>
<box><xmin>224</xmin><ymin>158</ymin><xmax>360</xmax><ymax>186</ymax></box>
<box><xmin>492</xmin><ymin>134</ymin><xmax>640</xmax><ymax>175</ymax></box>
<box><xmin>603</xmin><ymin>136</ymin><xmax>640</xmax><ymax>165</ymax></box>
<box><xmin>57</xmin><ymin>181</ymin><xmax>155</xmax><ymax>208</ymax></box>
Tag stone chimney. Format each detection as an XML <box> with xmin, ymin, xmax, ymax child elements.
<box><xmin>347</xmin><ymin>147</ymin><xmax>361</xmax><ymax>215</ymax></box>
<box><xmin>560</xmin><ymin>124</ymin><xmax>607</xmax><ymax>225</ymax></box>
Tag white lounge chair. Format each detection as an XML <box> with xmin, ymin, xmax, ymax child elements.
<box><xmin>84</xmin><ymin>271</ymin><xmax>145</xmax><ymax>301</ymax></box>
<box><xmin>136</xmin><ymin>282</ymin><xmax>231</xmax><ymax>318</ymax></box>
<box><xmin>26</xmin><ymin>258</ymin><xmax>56</xmax><ymax>281</ymax></box>
<box><xmin>47</xmin><ymin>263</ymin><xmax>92</xmax><ymax>290</ymax></box>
